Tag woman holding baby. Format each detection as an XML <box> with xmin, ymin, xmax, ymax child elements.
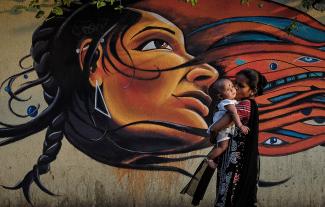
<box><xmin>181</xmin><ymin>69</ymin><xmax>267</xmax><ymax>207</ymax></box>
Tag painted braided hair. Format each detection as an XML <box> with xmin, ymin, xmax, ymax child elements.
<box><xmin>0</xmin><ymin>0</ymin><xmax>214</xmax><ymax>203</ymax></box>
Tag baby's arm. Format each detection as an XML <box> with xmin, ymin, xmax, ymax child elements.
<box><xmin>225</xmin><ymin>104</ymin><xmax>249</xmax><ymax>135</ymax></box>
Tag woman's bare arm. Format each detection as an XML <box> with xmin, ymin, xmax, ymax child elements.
<box><xmin>210</xmin><ymin>113</ymin><xmax>233</xmax><ymax>133</ymax></box>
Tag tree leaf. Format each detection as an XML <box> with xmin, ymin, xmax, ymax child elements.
<box><xmin>52</xmin><ymin>6</ymin><xmax>63</xmax><ymax>15</ymax></box>
<box><xmin>302</xmin><ymin>0</ymin><xmax>315</xmax><ymax>9</ymax></box>
<box><xmin>63</xmin><ymin>0</ymin><xmax>73</xmax><ymax>7</ymax></box>
<box><xmin>97</xmin><ymin>1</ymin><xmax>106</xmax><ymax>8</ymax></box>
<box><xmin>105</xmin><ymin>0</ymin><xmax>116</xmax><ymax>5</ymax></box>
<box><xmin>183</xmin><ymin>0</ymin><xmax>198</xmax><ymax>6</ymax></box>
<box><xmin>240</xmin><ymin>0</ymin><xmax>251</xmax><ymax>5</ymax></box>
<box><xmin>35</xmin><ymin>10</ymin><xmax>45</xmax><ymax>18</ymax></box>
<box><xmin>192</xmin><ymin>0</ymin><xmax>198</xmax><ymax>6</ymax></box>
<box><xmin>114</xmin><ymin>4</ymin><xmax>123</xmax><ymax>11</ymax></box>
<box><xmin>28</xmin><ymin>0</ymin><xmax>39</xmax><ymax>7</ymax></box>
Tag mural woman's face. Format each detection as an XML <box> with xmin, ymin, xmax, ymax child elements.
<box><xmin>80</xmin><ymin>10</ymin><xmax>218</xmax><ymax>152</ymax></box>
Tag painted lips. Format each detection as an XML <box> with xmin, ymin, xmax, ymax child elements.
<box><xmin>173</xmin><ymin>90</ymin><xmax>212</xmax><ymax>117</ymax></box>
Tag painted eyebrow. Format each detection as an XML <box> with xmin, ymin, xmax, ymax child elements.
<box><xmin>131</xmin><ymin>26</ymin><xmax>176</xmax><ymax>39</ymax></box>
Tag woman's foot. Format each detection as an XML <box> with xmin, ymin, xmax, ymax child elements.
<box><xmin>206</xmin><ymin>158</ymin><xmax>218</xmax><ymax>169</ymax></box>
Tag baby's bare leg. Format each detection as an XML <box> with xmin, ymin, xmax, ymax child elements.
<box><xmin>208</xmin><ymin>139</ymin><xmax>230</xmax><ymax>161</ymax></box>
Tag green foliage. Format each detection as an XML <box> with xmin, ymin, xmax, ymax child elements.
<box><xmin>22</xmin><ymin>0</ymin><xmax>324</xmax><ymax>19</ymax></box>
<box><xmin>239</xmin><ymin>0</ymin><xmax>323</xmax><ymax>11</ymax></box>
<box><xmin>302</xmin><ymin>0</ymin><xmax>315</xmax><ymax>9</ymax></box>
<box><xmin>52</xmin><ymin>6</ymin><xmax>63</xmax><ymax>15</ymax></box>
<box><xmin>10</xmin><ymin>0</ymin><xmax>199</xmax><ymax>18</ymax></box>
<box><xmin>35</xmin><ymin>9</ymin><xmax>45</xmax><ymax>17</ymax></box>
<box><xmin>95</xmin><ymin>0</ymin><xmax>107</xmax><ymax>8</ymax></box>
<box><xmin>114</xmin><ymin>4</ymin><xmax>124</xmax><ymax>11</ymax></box>
<box><xmin>12</xmin><ymin>0</ymin><xmax>123</xmax><ymax>18</ymax></box>
<box><xmin>62</xmin><ymin>0</ymin><xmax>73</xmax><ymax>6</ymax></box>
<box><xmin>240</xmin><ymin>0</ymin><xmax>252</xmax><ymax>5</ymax></box>
<box><xmin>184</xmin><ymin>0</ymin><xmax>198</xmax><ymax>6</ymax></box>
<box><xmin>10</xmin><ymin>0</ymin><xmax>325</xmax><ymax>18</ymax></box>
<box><xmin>90</xmin><ymin>0</ymin><xmax>123</xmax><ymax>9</ymax></box>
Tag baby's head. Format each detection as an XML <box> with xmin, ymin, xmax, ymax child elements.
<box><xmin>213</xmin><ymin>78</ymin><xmax>236</xmax><ymax>100</ymax></box>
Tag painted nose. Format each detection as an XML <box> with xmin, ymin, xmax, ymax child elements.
<box><xmin>186</xmin><ymin>64</ymin><xmax>218</xmax><ymax>91</ymax></box>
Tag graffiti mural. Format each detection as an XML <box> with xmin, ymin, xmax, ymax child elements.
<box><xmin>211</xmin><ymin>17</ymin><xmax>325</xmax><ymax>156</ymax></box>
<box><xmin>0</xmin><ymin>0</ymin><xmax>324</xmax><ymax>204</ymax></box>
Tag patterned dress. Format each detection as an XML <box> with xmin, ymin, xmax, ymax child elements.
<box><xmin>215</xmin><ymin>99</ymin><xmax>259</xmax><ymax>207</ymax></box>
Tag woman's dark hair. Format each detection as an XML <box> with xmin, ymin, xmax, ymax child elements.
<box><xmin>0</xmin><ymin>0</ymin><xmax>210</xmax><ymax>203</ymax></box>
<box><xmin>237</xmin><ymin>69</ymin><xmax>268</xmax><ymax>96</ymax></box>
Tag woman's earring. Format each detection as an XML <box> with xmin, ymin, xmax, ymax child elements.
<box><xmin>94</xmin><ymin>80</ymin><xmax>111</xmax><ymax>118</ymax></box>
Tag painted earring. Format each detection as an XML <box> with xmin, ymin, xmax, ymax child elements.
<box><xmin>94</xmin><ymin>80</ymin><xmax>111</xmax><ymax>118</ymax></box>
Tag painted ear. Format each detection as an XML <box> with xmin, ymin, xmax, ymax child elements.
<box><xmin>77</xmin><ymin>38</ymin><xmax>104</xmax><ymax>87</ymax></box>
<box><xmin>78</xmin><ymin>38</ymin><xmax>92</xmax><ymax>71</ymax></box>
<box><xmin>90</xmin><ymin>49</ymin><xmax>101</xmax><ymax>71</ymax></box>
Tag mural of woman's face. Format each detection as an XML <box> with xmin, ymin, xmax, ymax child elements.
<box><xmin>79</xmin><ymin>9</ymin><xmax>218</xmax><ymax>152</ymax></box>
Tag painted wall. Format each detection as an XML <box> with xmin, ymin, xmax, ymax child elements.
<box><xmin>0</xmin><ymin>0</ymin><xmax>324</xmax><ymax>206</ymax></box>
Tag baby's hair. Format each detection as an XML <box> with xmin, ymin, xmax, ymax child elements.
<box><xmin>213</xmin><ymin>78</ymin><xmax>230</xmax><ymax>92</ymax></box>
<box><xmin>212</xmin><ymin>78</ymin><xmax>233</xmax><ymax>100</ymax></box>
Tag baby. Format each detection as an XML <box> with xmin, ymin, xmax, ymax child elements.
<box><xmin>206</xmin><ymin>78</ymin><xmax>249</xmax><ymax>168</ymax></box>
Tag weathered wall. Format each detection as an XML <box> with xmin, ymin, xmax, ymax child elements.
<box><xmin>0</xmin><ymin>0</ymin><xmax>324</xmax><ymax>207</ymax></box>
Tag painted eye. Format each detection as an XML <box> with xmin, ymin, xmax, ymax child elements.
<box><xmin>297</xmin><ymin>56</ymin><xmax>321</xmax><ymax>63</ymax></box>
<box><xmin>303</xmin><ymin>117</ymin><xmax>325</xmax><ymax>126</ymax></box>
<box><xmin>269</xmin><ymin>62</ymin><xmax>278</xmax><ymax>70</ymax></box>
<box><xmin>263</xmin><ymin>137</ymin><xmax>286</xmax><ymax>146</ymax></box>
<box><xmin>137</xmin><ymin>39</ymin><xmax>172</xmax><ymax>51</ymax></box>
